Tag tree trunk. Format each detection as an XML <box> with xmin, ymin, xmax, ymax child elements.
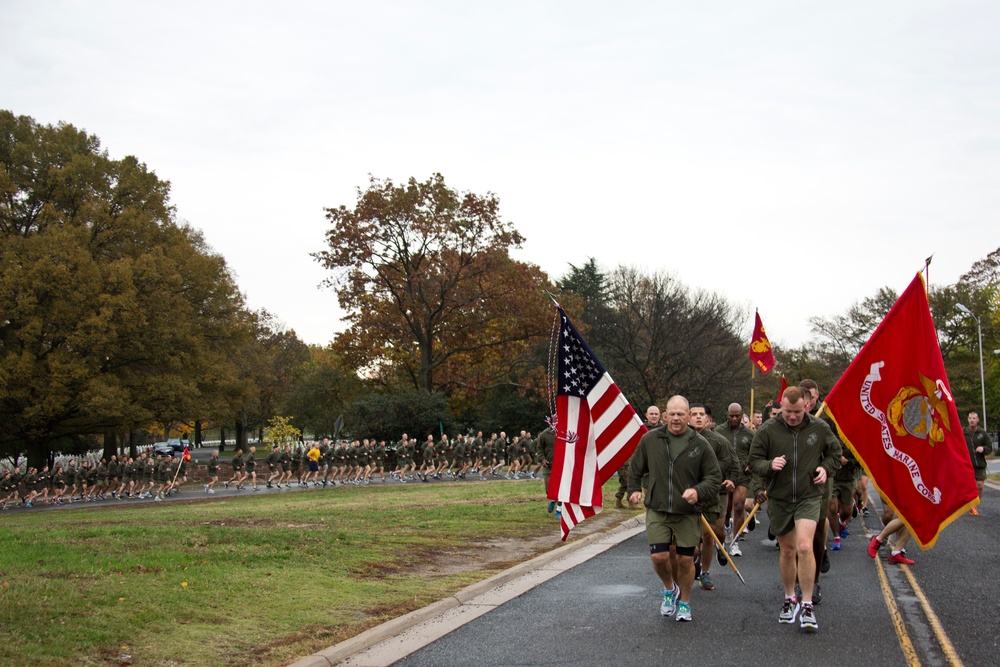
<box><xmin>129</xmin><ymin>429</ymin><xmax>138</xmax><ymax>459</ymax></box>
<box><xmin>420</xmin><ymin>340</ymin><xmax>433</xmax><ymax>392</ymax></box>
<box><xmin>235</xmin><ymin>419</ymin><xmax>246</xmax><ymax>450</ymax></box>
<box><xmin>103</xmin><ymin>431</ymin><xmax>117</xmax><ymax>461</ymax></box>
<box><xmin>25</xmin><ymin>438</ymin><xmax>49</xmax><ymax>470</ymax></box>
<box><xmin>219</xmin><ymin>427</ymin><xmax>227</xmax><ymax>452</ymax></box>
<box><xmin>194</xmin><ymin>420</ymin><xmax>202</xmax><ymax>447</ymax></box>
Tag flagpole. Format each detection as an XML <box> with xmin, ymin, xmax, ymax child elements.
<box><xmin>701</xmin><ymin>514</ymin><xmax>747</xmax><ymax>585</ymax></box>
<box><xmin>735</xmin><ymin>501</ymin><xmax>762</xmax><ymax>539</ymax></box>
<box><xmin>749</xmin><ymin>365</ymin><xmax>756</xmax><ymax>420</ymax></box>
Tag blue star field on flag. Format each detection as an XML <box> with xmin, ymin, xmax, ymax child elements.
<box><xmin>557</xmin><ymin>314</ymin><xmax>605</xmax><ymax>398</ymax></box>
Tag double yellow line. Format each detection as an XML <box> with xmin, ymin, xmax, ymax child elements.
<box><xmin>870</xmin><ymin>532</ymin><xmax>963</xmax><ymax>666</ymax></box>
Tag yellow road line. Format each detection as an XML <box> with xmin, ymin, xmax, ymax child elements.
<box><xmin>861</xmin><ymin>513</ymin><xmax>920</xmax><ymax>666</ymax></box>
<box><xmin>901</xmin><ymin>565</ymin><xmax>964</xmax><ymax>667</ymax></box>
<box><xmin>873</xmin><ymin>551</ymin><xmax>921</xmax><ymax>666</ymax></box>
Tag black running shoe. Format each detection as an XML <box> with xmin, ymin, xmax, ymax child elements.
<box><xmin>748</xmin><ymin>514</ymin><xmax>757</xmax><ymax>531</ymax></box>
<box><xmin>716</xmin><ymin>545</ymin><xmax>727</xmax><ymax>567</ymax></box>
<box><xmin>820</xmin><ymin>549</ymin><xmax>831</xmax><ymax>573</ymax></box>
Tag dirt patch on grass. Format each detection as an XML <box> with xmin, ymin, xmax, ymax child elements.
<box><xmin>404</xmin><ymin>507</ymin><xmax>638</xmax><ymax>578</ymax></box>
<box><xmin>198</xmin><ymin>519</ymin><xmax>324</xmax><ymax>529</ymax></box>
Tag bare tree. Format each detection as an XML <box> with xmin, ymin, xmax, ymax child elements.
<box><xmin>593</xmin><ymin>266</ymin><xmax>749</xmax><ymax>409</ymax></box>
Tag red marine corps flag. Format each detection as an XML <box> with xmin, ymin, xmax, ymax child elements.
<box><xmin>822</xmin><ymin>274</ymin><xmax>979</xmax><ymax>548</ymax></box>
<box><xmin>749</xmin><ymin>310</ymin><xmax>776</xmax><ymax>373</ymax></box>
<box><xmin>547</xmin><ymin>306</ymin><xmax>647</xmax><ymax>540</ymax></box>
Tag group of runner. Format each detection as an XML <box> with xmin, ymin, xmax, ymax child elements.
<box><xmin>0</xmin><ymin>429</ymin><xmax>553</xmax><ymax>509</ymax></box>
<box><xmin>621</xmin><ymin>379</ymin><xmax>992</xmax><ymax>633</ymax></box>
<box><xmin>0</xmin><ymin>451</ymin><xmax>193</xmax><ymax>507</ymax></box>
<box><xmin>209</xmin><ymin>431</ymin><xmax>550</xmax><ymax>492</ymax></box>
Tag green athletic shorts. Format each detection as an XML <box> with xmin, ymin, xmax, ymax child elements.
<box><xmin>767</xmin><ymin>496</ymin><xmax>824</xmax><ymax>537</ymax></box>
<box><xmin>646</xmin><ymin>509</ymin><xmax>701</xmax><ymax>548</ymax></box>
<box><xmin>702</xmin><ymin>491</ymin><xmax>729</xmax><ymax>525</ymax></box>
<box><xmin>832</xmin><ymin>477</ymin><xmax>855</xmax><ymax>506</ymax></box>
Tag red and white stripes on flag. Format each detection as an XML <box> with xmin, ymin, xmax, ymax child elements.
<box><xmin>548</xmin><ymin>308</ymin><xmax>647</xmax><ymax>540</ymax></box>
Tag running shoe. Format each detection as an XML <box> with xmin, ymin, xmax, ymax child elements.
<box><xmin>799</xmin><ymin>603</ymin><xmax>818</xmax><ymax>632</ymax></box>
<box><xmin>716</xmin><ymin>545</ymin><xmax>727</xmax><ymax>566</ymax></box>
<box><xmin>729</xmin><ymin>541</ymin><xmax>742</xmax><ymax>557</ymax></box>
<box><xmin>820</xmin><ymin>549</ymin><xmax>831</xmax><ymax>573</ymax></box>
<box><xmin>675</xmin><ymin>601</ymin><xmax>692</xmax><ymax>622</ymax></box>
<box><xmin>547</xmin><ymin>500</ymin><xmax>555</xmax><ymax>514</ymax></box>
<box><xmin>660</xmin><ymin>585</ymin><xmax>679</xmax><ymax>617</ymax></box>
<box><xmin>888</xmin><ymin>552</ymin><xmax>915</xmax><ymax>565</ymax></box>
<box><xmin>867</xmin><ymin>535</ymin><xmax>882</xmax><ymax>558</ymax></box>
<box><xmin>831</xmin><ymin>537</ymin><xmax>841</xmax><ymax>551</ymax></box>
<box><xmin>554</xmin><ymin>509</ymin><xmax>561</xmax><ymax>519</ymax></box>
<box><xmin>862</xmin><ymin>506</ymin><xmax>870</xmax><ymax>516</ymax></box>
<box><xmin>779</xmin><ymin>597</ymin><xmax>800</xmax><ymax>624</ymax></box>
<box><xmin>748</xmin><ymin>513</ymin><xmax>756</xmax><ymax>531</ymax></box>
<box><xmin>698</xmin><ymin>571</ymin><xmax>715</xmax><ymax>590</ymax></box>
<box><xmin>839</xmin><ymin>520</ymin><xmax>849</xmax><ymax>538</ymax></box>
<box><xmin>813</xmin><ymin>584</ymin><xmax>822</xmax><ymax>605</ymax></box>
<box><xmin>970</xmin><ymin>507</ymin><xmax>979</xmax><ymax>516</ymax></box>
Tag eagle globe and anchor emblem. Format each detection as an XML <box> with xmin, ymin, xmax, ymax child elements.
<box><xmin>861</xmin><ymin>363</ymin><xmax>946</xmax><ymax>504</ymax></box>
<box><xmin>885</xmin><ymin>373</ymin><xmax>952</xmax><ymax>446</ymax></box>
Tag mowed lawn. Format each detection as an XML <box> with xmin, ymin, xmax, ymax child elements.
<box><xmin>0</xmin><ymin>482</ymin><xmax>564</xmax><ymax>666</ymax></box>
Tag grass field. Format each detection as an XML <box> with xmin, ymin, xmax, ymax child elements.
<box><xmin>0</xmin><ymin>482</ymin><xmax>571</xmax><ymax>666</ymax></box>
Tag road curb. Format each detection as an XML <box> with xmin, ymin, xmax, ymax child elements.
<box><xmin>287</xmin><ymin>512</ymin><xmax>646</xmax><ymax>667</ymax></box>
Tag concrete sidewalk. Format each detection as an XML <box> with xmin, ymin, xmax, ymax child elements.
<box><xmin>288</xmin><ymin>515</ymin><xmax>647</xmax><ymax>667</ymax></box>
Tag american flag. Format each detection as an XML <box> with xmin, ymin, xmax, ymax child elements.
<box><xmin>549</xmin><ymin>307</ymin><xmax>647</xmax><ymax>540</ymax></box>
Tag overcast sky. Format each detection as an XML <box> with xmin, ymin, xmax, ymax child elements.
<box><xmin>5</xmin><ymin>1</ymin><xmax>999</xmax><ymax>350</ymax></box>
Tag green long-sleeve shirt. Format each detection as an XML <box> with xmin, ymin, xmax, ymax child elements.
<box><xmin>748</xmin><ymin>413</ymin><xmax>841</xmax><ymax>503</ymax></box>
<box><xmin>628</xmin><ymin>426</ymin><xmax>721</xmax><ymax>515</ymax></box>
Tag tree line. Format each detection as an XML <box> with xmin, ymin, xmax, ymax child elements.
<box><xmin>3</xmin><ymin>110</ymin><xmax>996</xmax><ymax>470</ymax></box>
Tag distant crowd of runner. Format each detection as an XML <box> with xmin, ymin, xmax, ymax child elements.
<box><xmin>0</xmin><ymin>430</ymin><xmax>551</xmax><ymax>509</ymax></box>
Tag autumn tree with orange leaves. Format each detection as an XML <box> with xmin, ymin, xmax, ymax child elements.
<box><xmin>314</xmin><ymin>174</ymin><xmax>552</xmax><ymax>399</ymax></box>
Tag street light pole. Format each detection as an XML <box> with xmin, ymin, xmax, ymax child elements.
<box><xmin>956</xmin><ymin>303</ymin><xmax>987</xmax><ymax>431</ymax></box>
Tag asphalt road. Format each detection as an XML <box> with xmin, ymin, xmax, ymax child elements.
<box><xmin>388</xmin><ymin>485</ymin><xmax>999</xmax><ymax>667</ymax></box>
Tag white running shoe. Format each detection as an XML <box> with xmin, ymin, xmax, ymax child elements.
<box><xmin>779</xmin><ymin>598</ymin><xmax>800</xmax><ymax>624</ymax></box>
<box><xmin>660</xmin><ymin>584</ymin><xmax>680</xmax><ymax>617</ymax></box>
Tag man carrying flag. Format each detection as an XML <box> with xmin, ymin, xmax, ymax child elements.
<box><xmin>822</xmin><ymin>273</ymin><xmax>979</xmax><ymax>549</ymax></box>
<box><xmin>546</xmin><ymin>306</ymin><xmax>647</xmax><ymax>540</ymax></box>
<box><xmin>629</xmin><ymin>395</ymin><xmax>721</xmax><ymax>622</ymax></box>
